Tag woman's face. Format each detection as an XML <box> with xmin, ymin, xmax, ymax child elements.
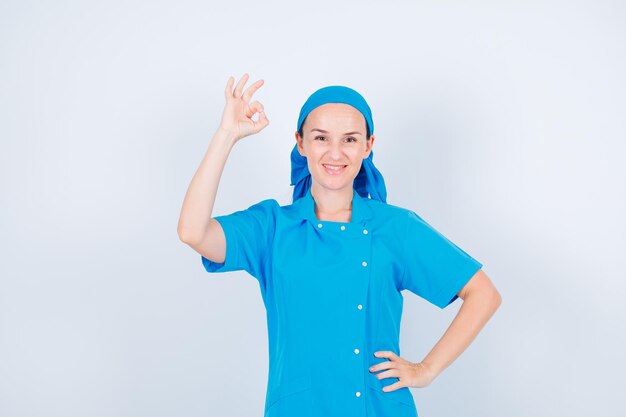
<box><xmin>295</xmin><ymin>103</ymin><xmax>375</xmax><ymax>194</ymax></box>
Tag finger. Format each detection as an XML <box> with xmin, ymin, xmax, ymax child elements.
<box><xmin>382</xmin><ymin>381</ymin><xmax>405</xmax><ymax>393</ymax></box>
<box><xmin>375</xmin><ymin>369</ymin><xmax>400</xmax><ymax>381</ymax></box>
<box><xmin>233</xmin><ymin>73</ymin><xmax>249</xmax><ymax>98</ymax></box>
<box><xmin>370</xmin><ymin>359</ymin><xmax>397</xmax><ymax>373</ymax></box>
<box><xmin>252</xmin><ymin>107</ymin><xmax>270</xmax><ymax>131</ymax></box>
<box><xmin>259</xmin><ymin>109</ymin><xmax>269</xmax><ymax>125</ymax></box>
<box><xmin>224</xmin><ymin>76</ymin><xmax>234</xmax><ymax>99</ymax></box>
<box><xmin>242</xmin><ymin>79</ymin><xmax>264</xmax><ymax>102</ymax></box>
<box><xmin>246</xmin><ymin>100</ymin><xmax>264</xmax><ymax>118</ymax></box>
<box><xmin>374</xmin><ymin>351</ymin><xmax>397</xmax><ymax>360</ymax></box>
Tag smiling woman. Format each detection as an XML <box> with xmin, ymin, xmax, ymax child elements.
<box><xmin>293</xmin><ymin>101</ymin><xmax>375</xmax><ymax>215</ymax></box>
<box><xmin>178</xmin><ymin>74</ymin><xmax>502</xmax><ymax>417</ymax></box>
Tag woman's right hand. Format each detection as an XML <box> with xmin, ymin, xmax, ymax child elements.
<box><xmin>217</xmin><ymin>73</ymin><xmax>269</xmax><ymax>142</ymax></box>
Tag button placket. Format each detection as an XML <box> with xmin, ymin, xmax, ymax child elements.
<box><xmin>354</xmin><ymin>223</ymin><xmax>371</xmax><ymax>401</ymax></box>
<box><xmin>361</xmin><ymin>227</ymin><xmax>369</xmax><ymax>267</ymax></box>
<box><xmin>315</xmin><ymin>216</ymin><xmax>372</xmax><ymax>403</ymax></box>
<box><xmin>301</xmin><ymin>188</ymin><xmax>376</xmax><ymax>408</ymax></box>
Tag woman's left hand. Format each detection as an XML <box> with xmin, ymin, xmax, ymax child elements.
<box><xmin>369</xmin><ymin>351</ymin><xmax>437</xmax><ymax>390</ymax></box>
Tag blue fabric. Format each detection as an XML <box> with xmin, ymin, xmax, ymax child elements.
<box><xmin>202</xmin><ymin>188</ymin><xmax>483</xmax><ymax>417</ymax></box>
<box><xmin>290</xmin><ymin>85</ymin><xmax>387</xmax><ymax>203</ymax></box>
<box><xmin>296</xmin><ymin>85</ymin><xmax>375</xmax><ymax>136</ymax></box>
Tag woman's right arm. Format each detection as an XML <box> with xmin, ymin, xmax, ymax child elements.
<box><xmin>177</xmin><ymin>73</ymin><xmax>269</xmax><ymax>263</ymax></box>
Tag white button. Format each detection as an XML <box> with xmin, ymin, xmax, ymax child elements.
<box><xmin>354</xmin><ymin>348</ymin><xmax>360</xmax><ymax>354</ymax></box>
<box><xmin>340</xmin><ymin>225</ymin><xmax>346</xmax><ymax>231</ymax></box>
<box><xmin>363</xmin><ymin>229</ymin><xmax>368</xmax><ymax>234</ymax></box>
<box><xmin>357</xmin><ymin>304</ymin><xmax>363</xmax><ymax>310</ymax></box>
<box><xmin>362</xmin><ymin>261</ymin><xmax>368</xmax><ymax>267</ymax></box>
<box><xmin>356</xmin><ymin>391</ymin><xmax>361</xmax><ymax>397</ymax></box>
<box><xmin>317</xmin><ymin>223</ymin><xmax>323</xmax><ymax>228</ymax></box>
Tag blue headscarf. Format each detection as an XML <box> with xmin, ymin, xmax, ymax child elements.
<box><xmin>290</xmin><ymin>85</ymin><xmax>388</xmax><ymax>203</ymax></box>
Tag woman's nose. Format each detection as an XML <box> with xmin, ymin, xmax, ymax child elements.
<box><xmin>329</xmin><ymin>141</ymin><xmax>343</xmax><ymax>159</ymax></box>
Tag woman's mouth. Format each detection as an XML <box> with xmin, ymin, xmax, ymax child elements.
<box><xmin>323</xmin><ymin>164</ymin><xmax>348</xmax><ymax>175</ymax></box>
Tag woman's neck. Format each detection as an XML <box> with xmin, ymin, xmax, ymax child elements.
<box><xmin>310</xmin><ymin>185</ymin><xmax>353</xmax><ymax>222</ymax></box>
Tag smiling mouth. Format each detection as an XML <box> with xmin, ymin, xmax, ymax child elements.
<box><xmin>323</xmin><ymin>164</ymin><xmax>348</xmax><ymax>175</ymax></box>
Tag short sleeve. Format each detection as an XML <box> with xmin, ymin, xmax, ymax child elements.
<box><xmin>201</xmin><ymin>199</ymin><xmax>278</xmax><ymax>286</ymax></box>
<box><xmin>399</xmin><ymin>210</ymin><xmax>483</xmax><ymax>309</ymax></box>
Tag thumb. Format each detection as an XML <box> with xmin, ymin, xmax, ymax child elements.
<box><xmin>247</xmin><ymin>100</ymin><xmax>264</xmax><ymax>118</ymax></box>
<box><xmin>251</xmin><ymin>108</ymin><xmax>270</xmax><ymax>133</ymax></box>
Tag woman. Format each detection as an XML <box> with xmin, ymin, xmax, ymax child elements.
<box><xmin>178</xmin><ymin>73</ymin><xmax>502</xmax><ymax>417</ymax></box>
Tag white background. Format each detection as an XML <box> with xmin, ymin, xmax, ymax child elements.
<box><xmin>1</xmin><ymin>1</ymin><xmax>624</xmax><ymax>416</ymax></box>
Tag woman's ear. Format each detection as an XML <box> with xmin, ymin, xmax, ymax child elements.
<box><xmin>295</xmin><ymin>131</ymin><xmax>305</xmax><ymax>156</ymax></box>
<box><xmin>364</xmin><ymin>135</ymin><xmax>375</xmax><ymax>158</ymax></box>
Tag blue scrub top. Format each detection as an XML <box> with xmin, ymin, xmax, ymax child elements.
<box><xmin>202</xmin><ymin>187</ymin><xmax>483</xmax><ymax>417</ymax></box>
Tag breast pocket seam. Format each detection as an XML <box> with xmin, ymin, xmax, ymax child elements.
<box><xmin>265</xmin><ymin>373</ymin><xmax>313</xmax><ymax>413</ymax></box>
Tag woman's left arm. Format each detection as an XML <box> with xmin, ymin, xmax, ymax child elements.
<box><xmin>370</xmin><ymin>269</ymin><xmax>502</xmax><ymax>390</ymax></box>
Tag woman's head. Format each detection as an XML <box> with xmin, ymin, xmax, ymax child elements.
<box><xmin>295</xmin><ymin>102</ymin><xmax>375</xmax><ymax>194</ymax></box>
<box><xmin>290</xmin><ymin>85</ymin><xmax>388</xmax><ymax>203</ymax></box>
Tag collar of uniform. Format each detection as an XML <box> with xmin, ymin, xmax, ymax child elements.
<box><xmin>296</xmin><ymin>187</ymin><xmax>373</xmax><ymax>224</ymax></box>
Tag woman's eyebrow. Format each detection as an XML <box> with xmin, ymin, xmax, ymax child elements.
<box><xmin>310</xmin><ymin>128</ymin><xmax>362</xmax><ymax>135</ymax></box>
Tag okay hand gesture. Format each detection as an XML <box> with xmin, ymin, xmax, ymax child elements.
<box><xmin>218</xmin><ymin>73</ymin><xmax>270</xmax><ymax>142</ymax></box>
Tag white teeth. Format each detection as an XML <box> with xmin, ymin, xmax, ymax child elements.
<box><xmin>324</xmin><ymin>164</ymin><xmax>346</xmax><ymax>170</ymax></box>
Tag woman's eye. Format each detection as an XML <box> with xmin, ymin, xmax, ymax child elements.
<box><xmin>314</xmin><ymin>136</ymin><xmax>356</xmax><ymax>142</ymax></box>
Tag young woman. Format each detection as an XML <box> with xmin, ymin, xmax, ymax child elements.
<box><xmin>178</xmin><ymin>73</ymin><xmax>502</xmax><ymax>417</ymax></box>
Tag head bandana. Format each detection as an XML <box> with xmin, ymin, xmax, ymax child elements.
<box><xmin>290</xmin><ymin>85</ymin><xmax>388</xmax><ymax>203</ymax></box>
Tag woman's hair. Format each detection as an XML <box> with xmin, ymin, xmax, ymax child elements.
<box><xmin>298</xmin><ymin>116</ymin><xmax>372</xmax><ymax>141</ymax></box>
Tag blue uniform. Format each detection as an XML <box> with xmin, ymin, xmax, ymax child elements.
<box><xmin>202</xmin><ymin>187</ymin><xmax>483</xmax><ymax>417</ymax></box>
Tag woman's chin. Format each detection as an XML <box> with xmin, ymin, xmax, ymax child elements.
<box><xmin>312</xmin><ymin>175</ymin><xmax>356</xmax><ymax>191</ymax></box>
